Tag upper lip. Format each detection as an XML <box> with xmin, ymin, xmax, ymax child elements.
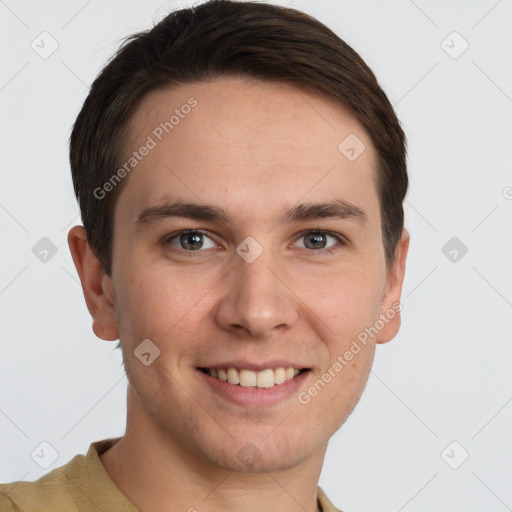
<box><xmin>197</xmin><ymin>360</ymin><xmax>309</xmax><ymax>372</ymax></box>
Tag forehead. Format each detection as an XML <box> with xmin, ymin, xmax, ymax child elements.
<box><xmin>116</xmin><ymin>77</ymin><xmax>379</xmax><ymax>226</ymax></box>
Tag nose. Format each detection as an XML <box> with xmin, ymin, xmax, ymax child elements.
<box><xmin>214</xmin><ymin>243</ymin><xmax>299</xmax><ymax>338</ymax></box>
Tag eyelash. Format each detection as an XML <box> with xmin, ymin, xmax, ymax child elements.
<box><xmin>162</xmin><ymin>229</ymin><xmax>347</xmax><ymax>257</ymax></box>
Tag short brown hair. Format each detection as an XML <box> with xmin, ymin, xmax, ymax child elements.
<box><xmin>70</xmin><ymin>0</ymin><xmax>407</xmax><ymax>276</ymax></box>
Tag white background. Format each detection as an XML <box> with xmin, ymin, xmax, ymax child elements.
<box><xmin>1</xmin><ymin>1</ymin><xmax>511</xmax><ymax>511</ymax></box>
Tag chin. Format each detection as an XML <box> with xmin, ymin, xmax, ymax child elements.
<box><xmin>199</xmin><ymin>427</ymin><xmax>318</xmax><ymax>474</ymax></box>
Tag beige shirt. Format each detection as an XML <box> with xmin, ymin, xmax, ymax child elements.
<box><xmin>0</xmin><ymin>437</ymin><xmax>342</xmax><ymax>511</ymax></box>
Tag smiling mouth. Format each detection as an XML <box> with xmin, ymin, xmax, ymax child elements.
<box><xmin>198</xmin><ymin>367</ymin><xmax>310</xmax><ymax>388</ymax></box>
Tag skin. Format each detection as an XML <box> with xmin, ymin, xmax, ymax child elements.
<box><xmin>68</xmin><ymin>76</ymin><xmax>409</xmax><ymax>512</ymax></box>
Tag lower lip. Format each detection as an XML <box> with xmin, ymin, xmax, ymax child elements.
<box><xmin>197</xmin><ymin>369</ymin><xmax>311</xmax><ymax>408</ymax></box>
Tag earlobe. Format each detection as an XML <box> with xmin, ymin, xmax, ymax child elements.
<box><xmin>67</xmin><ymin>226</ymin><xmax>119</xmax><ymax>341</ymax></box>
<box><xmin>375</xmin><ymin>229</ymin><xmax>410</xmax><ymax>345</ymax></box>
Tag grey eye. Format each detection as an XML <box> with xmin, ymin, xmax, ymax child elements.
<box><xmin>169</xmin><ymin>231</ymin><xmax>216</xmax><ymax>251</ymax></box>
<box><xmin>295</xmin><ymin>232</ymin><xmax>339</xmax><ymax>250</ymax></box>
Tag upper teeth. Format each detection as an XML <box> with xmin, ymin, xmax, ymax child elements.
<box><xmin>207</xmin><ymin>367</ymin><xmax>301</xmax><ymax>388</ymax></box>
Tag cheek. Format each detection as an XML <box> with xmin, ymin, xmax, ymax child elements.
<box><xmin>305</xmin><ymin>270</ymin><xmax>383</xmax><ymax>338</ymax></box>
<box><xmin>301</xmin><ymin>270</ymin><xmax>381</xmax><ymax>405</ymax></box>
<box><xmin>298</xmin><ymin>341</ymin><xmax>375</xmax><ymax>440</ymax></box>
<box><xmin>114</xmin><ymin>262</ymin><xmax>206</xmax><ymax>343</ymax></box>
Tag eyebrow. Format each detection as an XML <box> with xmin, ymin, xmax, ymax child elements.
<box><xmin>135</xmin><ymin>198</ymin><xmax>367</xmax><ymax>228</ymax></box>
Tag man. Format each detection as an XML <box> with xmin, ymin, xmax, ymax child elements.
<box><xmin>0</xmin><ymin>1</ymin><xmax>409</xmax><ymax>510</ymax></box>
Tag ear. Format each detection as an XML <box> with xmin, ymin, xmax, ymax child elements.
<box><xmin>67</xmin><ymin>225</ymin><xmax>119</xmax><ymax>341</ymax></box>
<box><xmin>375</xmin><ymin>229</ymin><xmax>410</xmax><ymax>345</ymax></box>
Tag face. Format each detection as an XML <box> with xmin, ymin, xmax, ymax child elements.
<box><xmin>88</xmin><ymin>77</ymin><xmax>408</xmax><ymax>473</ymax></box>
